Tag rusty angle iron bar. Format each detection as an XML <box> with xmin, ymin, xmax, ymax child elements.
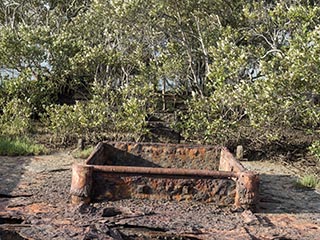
<box><xmin>85</xmin><ymin>165</ymin><xmax>239</xmax><ymax>179</ymax></box>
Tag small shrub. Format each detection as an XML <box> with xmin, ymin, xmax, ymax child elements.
<box><xmin>43</xmin><ymin>103</ymin><xmax>82</xmax><ymax>143</ymax></box>
<box><xmin>0</xmin><ymin>98</ymin><xmax>32</xmax><ymax>136</ymax></box>
<box><xmin>43</xmin><ymin>81</ymin><xmax>153</xmax><ymax>144</ymax></box>
<box><xmin>296</xmin><ymin>175</ymin><xmax>320</xmax><ymax>189</ymax></box>
<box><xmin>309</xmin><ymin>141</ymin><xmax>320</xmax><ymax>160</ymax></box>
<box><xmin>0</xmin><ymin>137</ymin><xmax>47</xmax><ymax>156</ymax></box>
<box><xmin>72</xmin><ymin>146</ymin><xmax>94</xmax><ymax>159</ymax></box>
<box><xmin>115</xmin><ymin>97</ymin><xmax>149</xmax><ymax>138</ymax></box>
<box><xmin>1</xmin><ymin>73</ymin><xmax>58</xmax><ymax>116</ymax></box>
<box><xmin>176</xmin><ymin>93</ymin><xmax>241</xmax><ymax>144</ymax></box>
<box><xmin>43</xmin><ymin>100</ymin><xmax>112</xmax><ymax>143</ymax></box>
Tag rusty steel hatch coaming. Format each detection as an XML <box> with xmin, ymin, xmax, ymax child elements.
<box><xmin>70</xmin><ymin>142</ymin><xmax>259</xmax><ymax>210</ymax></box>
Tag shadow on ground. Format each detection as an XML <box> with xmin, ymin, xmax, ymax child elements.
<box><xmin>0</xmin><ymin>156</ymin><xmax>32</xmax><ymax>239</ymax></box>
<box><xmin>257</xmin><ymin>173</ymin><xmax>320</xmax><ymax>214</ymax></box>
<box><xmin>0</xmin><ymin>156</ymin><xmax>32</xmax><ymax>204</ymax></box>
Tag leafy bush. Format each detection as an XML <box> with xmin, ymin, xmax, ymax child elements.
<box><xmin>176</xmin><ymin>16</ymin><xmax>320</xmax><ymax>144</ymax></box>
<box><xmin>44</xmin><ymin>80</ymin><xmax>154</xmax><ymax>144</ymax></box>
<box><xmin>114</xmin><ymin>79</ymin><xmax>153</xmax><ymax>138</ymax></box>
<box><xmin>116</xmin><ymin>98</ymin><xmax>149</xmax><ymax>136</ymax></box>
<box><xmin>309</xmin><ymin>141</ymin><xmax>320</xmax><ymax>161</ymax></box>
<box><xmin>175</xmin><ymin>93</ymin><xmax>241</xmax><ymax>144</ymax></box>
<box><xmin>0</xmin><ymin>137</ymin><xmax>47</xmax><ymax>156</ymax></box>
<box><xmin>0</xmin><ymin>98</ymin><xmax>32</xmax><ymax>136</ymax></box>
<box><xmin>1</xmin><ymin>72</ymin><xmax>58</xmax><ymax>117</ymax></box>
<box><xmin>72</xmin><ymin>146</ymin><xmax>94</xmax><ymax>159</ymax></box>
<box><xmin>43</xmin><ymin>103</ymin><xmax>80</xmax><ymax>143</ymax></box>
<box><xmin>44</xmin><ymin>100</ymin><xmax>111</xmax><ymax>143</ymax></box>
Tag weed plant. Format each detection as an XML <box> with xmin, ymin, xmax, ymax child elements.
<box><xmin>296</xmin><ymin>175</ymin><xmax>320</xmax><ymax>189</ymax></box>
<box><xmin>0</xmin><ymin>137</ymin><xmax>47</xmax><ymax>156</ymax></box>
<box><xmin>71</xmin><ymin>146</ymin><xmax>94</xmax><ymax>159</ymax></box>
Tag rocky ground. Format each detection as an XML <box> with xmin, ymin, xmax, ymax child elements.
<box><xmin>0</xmin><ymin>152</ymin><xmax>320</xmax><ymax>239</ymax></box>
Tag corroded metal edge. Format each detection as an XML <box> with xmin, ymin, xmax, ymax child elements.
<box><xmin>219</xmin><ymin>147</ymin><xmax>246</xmax><ymax>172</ymax></box>
<box><xmin>91</xmin><ymin>165</ymin><xmax>239</xmax><ymax>179</ymax></box>
<box><xmin>72</xmin><ymin>142</ymin><xmax>259</xmax><ymax>210</ymax></box>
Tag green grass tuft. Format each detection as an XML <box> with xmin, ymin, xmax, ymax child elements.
<box><xmin>296</xmin><ymin>174</ymin><xmax>320</xmax><ymax>189</ymax></box>
<box><xmin>72</xmin><ymin>146</ymin><xmax>94</xmax><ymax>159</ymax></box>
<box><xmin>0</xmin><ymin>137</ymin><xmax>47</xmax><ymax>156</ymax></box>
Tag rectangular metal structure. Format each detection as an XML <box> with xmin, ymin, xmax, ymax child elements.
<box><xmin>70</xmin><ymin>142</ymin><xmax>259</xmax><ymax>210</ymax></box>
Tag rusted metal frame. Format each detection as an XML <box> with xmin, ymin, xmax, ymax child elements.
<box><xmin>70</xmin><ymin>165</ymin><xmax>259</xmax><ymax>209</ymax></box>
<box><xmin>219</xmin><ymin>147</ymin><xmax>246</xmax><ymax>172</ymax></box>
<box><xmin>70</xmin><ymin>163</ymin><xmax>239</xmax><ymax>205</ymax></box>
<box><xmin>89</xmin><ymin>165</ymin><xmax>239</xmax><ymax>179</ymax></box>
<box><xmin>86</xmin><ymin>142</ymin><xmax>105</xmax><ymax>165</ymax></box>
<box><xmin>71</xmin><ymin>143</ymin><xmax>260</xmax><ymax>210</ymax></box>
<box><xmin>86</xmin><ymin>142</ymin><xmax>223</xmax><ymax>165</ymax></box>
<box><xmin>103</xmin><ymin>141</ymin><xmax>222</xmax><ymax>148</ymax></box>
<box><xmin>235</xmin><ymin>171</ymin><xmax>260</xmax><ymax>209</ymax></box>
<box><xmin>70</xmin><ymin>164</ymin><xmax>93</xmax><ymax>204</ymax></box>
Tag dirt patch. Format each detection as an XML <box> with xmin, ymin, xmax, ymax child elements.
<box><xmin>1</xmin><ymin>153</ymin><xmax>320</xmax><ymax>239</ymax></box>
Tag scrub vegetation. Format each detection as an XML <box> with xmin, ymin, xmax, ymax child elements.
<box><xmin>296</xmin><ymin>174</ymin><xmax>320</xmax><ymax>189</ymax></box>
<box><xmin>0</xmin><ymin>1</ymin><xmax>319</xmax><ymax>158</ymax></box>
<box><xmin>0</xmin><ymin>137</ymin><xmax>47</xmax><ymax>156</ymax></box>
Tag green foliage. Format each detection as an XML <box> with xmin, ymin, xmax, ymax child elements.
<box><xmin>0</xmin><ymin>98</ymin><xmax>31</xmax><ymax>136</ymax></box>
<box><xmin>309</xmin><ymin>141</ymin><xmax>320</xmax><ymax>161</ymax></box>
<box><xmin>72</xmin><ymin>146</ymin><xmax>94</xmax><ymax>159</ymax></box>
<box><xmin>46</xmin><ymin>102</ymin><xmax>103</xmax><ymax>142</ymax></box>
<box><xmin>116</xmin><ymin>97</ymin><xmax>148</xmax><ymax>136</ymax></box>
<box><xmin>1</xmin><ymin>73</ymin><xmax>58</xmax><ymax>116</ymax></box>
<box><xmin>0</xmin><ymin>25</ymin><xmax>51</xmax><ymax>71</ymax></box>
<box><xmin>176</xmin><ymin>93</ymin><xmax>241</xmax><ymax>144</ymax></box>
<box><xmin>43</xmin><ymin>81</ymin><xmax>154</xmax><ymax>143</ymax></box>
<box><xmin>177</xmin><ymin>3</ymin><xmax>320</xmax><ymax>144</ymax></box>
<box><xmin>44</xmin><ymin>99</ymin><xmax>113</xmax><ymax>143</ymax></box>
<box><xmin>296</xmin><ymin>175</ymin><xmax>320</xmax><ymax>189</ymax></box>
<box><xmin>0</xmin><ymin>0</ymin><xmax>320</xmax><ymax>146</ymax></box>
<box><xmin>0</xmin><ymin>137</ymin><xmax>47</xmax><ymax>156</ymax></box>
<box><xmin>114</xmin><ymin>78</ymin><xmax>154</xmax><ymax>137</ymax></box>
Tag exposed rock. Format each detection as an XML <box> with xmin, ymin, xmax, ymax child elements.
<box><xmin>101</xmin><ymin>207</ymin><xmax>121</xmax><ymax>218</ymax></box>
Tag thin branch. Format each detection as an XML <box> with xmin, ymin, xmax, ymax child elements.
<box><xmin>261</xmin><ymin>49</ymin><xmax>284</xmax><ymax>59</ymax></box>
<box><xmin>254</xmin><ymin>32</ymin><xmax>274</xmax><ymax>48</ymax></box>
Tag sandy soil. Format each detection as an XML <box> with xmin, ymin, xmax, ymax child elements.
<box><xmin>0</xmin><ymin>152</ymin><xmax>320</xmax><ymax>239</ymax></box>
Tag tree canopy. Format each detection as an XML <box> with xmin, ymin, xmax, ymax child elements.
<box><xmin>0</xmin><ymin>0</ymin><xmax>319</xmax><ymax>145</ymax></box>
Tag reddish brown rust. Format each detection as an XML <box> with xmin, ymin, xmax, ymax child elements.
<box><xmin>86</xmin><ymin>142</ymin><xmax>221</xmax><ymax>170</ymax></box>
<box><xmin>219</xmin><ymin>147</ymin><xmax>246</xmax><ymax>172</ymax></box>
<box><xmin>235</xmin><ymin>171</ymin><xmax>260</xmax><ymax>209</ymax></box>
<box><xmin>70</xmin><ymin>164</ymin><xmax>93</xmax><ymax>204</ymax></box>
<box><xmin>70</xmin><ymin>142</ymin><xmax>259</xmax><ymax>210</ymax></box>
<box><xmin>91</xmin><ymin>165</ymin><xmax>239</xmax><ymax>179</ymax></box>
<box><xmin>92</xmin><ymin>173</ymin><xmax>236</xmax><ymax>204</ymax></box>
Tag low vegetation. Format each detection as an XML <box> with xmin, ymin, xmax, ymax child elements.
<box><xmin>309</xmin><ymin>141</ymin><xmax>320</xmax><ymax>161</ymax></box>
<box><xmin>71</xmin><ymin>146</ymin><xmax>94</xmax><ymax>159</ymax></box>
<box><xmin>296</xmin><ymin>174</ymin><xmax>320</xmax><ymax>189</ymax></box>
<box><xmin>0</xmin><ymin>137</ymin><xmax>47</xmax><ymax>156</ymax></box>
<box><xmin>0</xmin><ymin>1</ymin><xmax>319</xmax><ymax>151</ymax></box>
